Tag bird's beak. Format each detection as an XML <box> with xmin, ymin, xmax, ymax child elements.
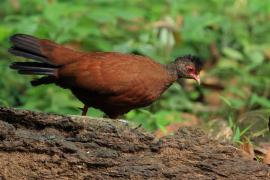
<box><xmin>192</xmin><ymin>74</ymin><xmax>201</xmax><ymax>85</ymax></box>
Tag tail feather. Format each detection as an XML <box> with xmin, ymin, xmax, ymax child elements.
<box><xmin>31</xmin><ymin>76</ymin><xmax>57</xmax><ymax>86</ymax></box>
<box><xmin>18</xmin><ymin>70</ymin><xmax>55</xmax><ymax>76</ymax></box>
<box><xmin>10</xmin><ymin>34</ymin><xmax>42</xmax><ymax>55</ymax></box>
<box><xmin>8</xmin><ymin>47</ymin><xmax>51</xmax><ymax>65</ymax></box>
<box><xmin>10</xmin><ymin>62</ymin><xmax>57</xmax><ymax>76</ymax></box>
<box><xmin>9</xmin><ymin>34</ymin><xmax>59</xmax><ymax>86</ymax></box>
<box><xmin>10</xmin><ymin>62</ymin><xmax>55</xmax><ymax>68</ymax></box>
<box><xmin>9</xmin><ymin>34</ymin><xmax>56</xmax><ymax>65</ymax></box>
<box><xmin>9</xmin><ymin>33</ymin><xmax>81</xmax><ymax>66</ymax></box>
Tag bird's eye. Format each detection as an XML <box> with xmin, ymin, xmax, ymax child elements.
<box><xmin>186</xmin><ymin>66</ymin><xmax>195</xmax><ymax>73</ymax></box>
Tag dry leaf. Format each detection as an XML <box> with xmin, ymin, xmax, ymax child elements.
<box><xmin>254</xmin><ymin>146</ymin><xmax>268</xmax><ymax>156</ymax></box>
<box><xmin>263</xmin><ymin>149</ymin><xmax>270</xmax><ymax>165</ymax></box>
<box><xmin>240</xmin><ymin>143</ymin><xmax>255</xmax><ymax>160</ymax></box>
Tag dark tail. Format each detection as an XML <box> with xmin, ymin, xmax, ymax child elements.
<box><xmin>9</xmin><ymin>34</ymin><xmax>58</xmax><ymax>86</ymax></box>
<box><xmin>30</xmin><ymin>76</ymin><xmax>57</xmax><ymax>86</ymax></box>
<box><xmin>9</xmin><ymin>34</ymin><xmax>56</xmax><ymax>65</ymax></box>
<box><xmin>10</xmin><ymin>62</ymin><xmax>56</xmax><ymax>75</ymax></box>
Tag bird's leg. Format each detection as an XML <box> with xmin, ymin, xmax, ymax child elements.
<box><xmin>132</xmin><ymin>123</ymin><xmax>142</xmax><ymax>130</ymax></box>
<box><xmin>81</xmin><ymin>104</ymin><xmax>88</xmax><ymax>116</ymax></box>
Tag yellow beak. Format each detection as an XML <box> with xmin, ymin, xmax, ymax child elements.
<box><xmin>193</xmin><ymin>74</ymin><xmax>201</xmax><ymax>85</ymax></box>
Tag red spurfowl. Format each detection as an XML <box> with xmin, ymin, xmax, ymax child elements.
<box><xmin>9</xmin><ymin>34</ymin><xmax>202</xmax><ymax>118</ymax></box>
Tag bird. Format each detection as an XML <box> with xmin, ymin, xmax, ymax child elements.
<box><xmin>8</xmin><ymin>34</ymin><xmax>202</xmax><ymax>119</ymax></box>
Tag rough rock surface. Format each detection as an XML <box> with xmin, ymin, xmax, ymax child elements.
<box><xmin>0</xmin><ymin>107</ymin><xmax>269</xmax><ymax>179</ymax></box>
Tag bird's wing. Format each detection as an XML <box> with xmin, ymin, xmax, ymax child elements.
<box><xmin>58</xmin><ymin>52</ymin><xmax>170</xmax><ymax>105</ymax></box>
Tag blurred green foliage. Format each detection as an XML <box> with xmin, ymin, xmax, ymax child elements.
<box><xmin>0</xmin><ymin>0</ymin><xmax>269</xmax><ymax>141</ymax></box>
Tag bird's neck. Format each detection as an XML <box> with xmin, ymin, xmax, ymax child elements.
<box><xmin>165</xmin><ymin>62</ymin><xmax>178</xmax><ymax>81</ymax></box>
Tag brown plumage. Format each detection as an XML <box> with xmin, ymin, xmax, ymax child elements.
<box><xmin>9</xmin><ymin>34</ymin><xmax>202</xmax><ymax>118</ymax></box>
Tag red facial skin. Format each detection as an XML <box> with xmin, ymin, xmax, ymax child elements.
<box><xmin>186</xmin><ymin>65</ymin><xmax>201</xmax><ymax>84</ymax></box>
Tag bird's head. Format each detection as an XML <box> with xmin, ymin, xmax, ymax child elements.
<box><xmin>174</xmin><ymin>55</ymin><xmax>203</xmax><ymax>84</ymax></box>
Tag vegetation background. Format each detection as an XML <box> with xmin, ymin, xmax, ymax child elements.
<box><xmin>0</xmin><ymin>0</ymin><xmax>269</xmax><ymax>147</ymax></box>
